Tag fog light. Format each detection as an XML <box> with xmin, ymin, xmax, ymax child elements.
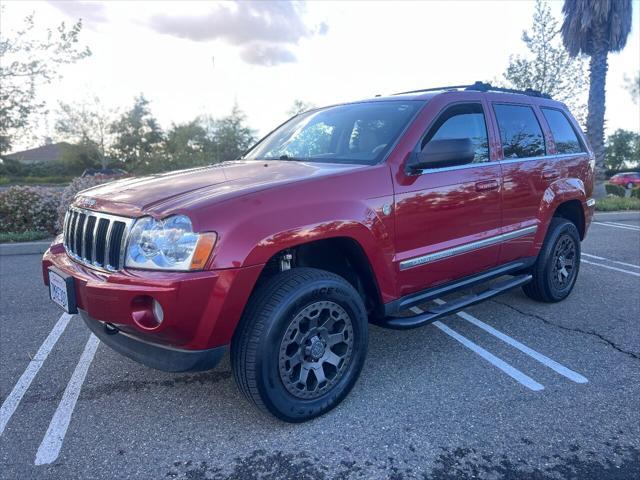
<box><xmin>152</xmin><ymin>299</ymin><xmax>164</xmax><ymax>323</ymax></box>
<box><xmin>131</xmin><ymin>295</ymin><xmax>162</xmax><ymax>330</ymax></box>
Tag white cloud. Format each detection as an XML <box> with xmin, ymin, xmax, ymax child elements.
<box><xmin>146</xmin><ymin>1</ymin><xmax>327</xmax><ymax>65</ymax></box>
<box><xmin>48</xmin><ymin>1</ymin><xmax>108</xmax><ymax>28</ymax></box>
<box><xmin>239</xmin><ymin>44</ymin><xmax>297</xmax><ymax>66</ymax></box>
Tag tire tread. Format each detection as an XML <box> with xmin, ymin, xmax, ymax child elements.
<box><xmin>231</xmin><ymin>268</ymin><xmax>359</xmax><ymax>416</ymax></box>
<box><xmin>523</xmin><ymin>217</ymin><xmax>580</xmax><ymax>303</ymax></box>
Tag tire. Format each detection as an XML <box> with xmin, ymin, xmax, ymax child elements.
<box><xmin>523</xmin><ymin>217</ymin><xmax>581</xmax><ymax>303</ymax></box>
<box><xmin>627</xmin><ymin>182</ymin><xmax>634</xmax><ymax>189</ymax></box>
<box><xmin>231</xmin><ymin>267</ymin><xmax>368</xmax><ymax>422</ymax></box>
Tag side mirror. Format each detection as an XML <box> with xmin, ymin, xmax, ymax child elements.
<box><xmin>407</xmin><ymin>138</ymin><xmax>475</xmax><ymax>172</ymax></box>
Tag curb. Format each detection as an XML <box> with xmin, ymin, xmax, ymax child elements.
<box><xmin>0</xmin><ymin>240</ymin><xmax>52</xmax><ymax>256</ymax></box>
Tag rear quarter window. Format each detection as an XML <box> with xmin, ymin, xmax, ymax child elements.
<box><xmin>541</xmin><ymin>107</ymin><xmax>584</xmax><ymax>154</ymax></box>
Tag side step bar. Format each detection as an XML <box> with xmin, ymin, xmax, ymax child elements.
<box><xmin>377</xmin><ymin>274</ymin><xmax>532</xmax><ymax>330</ymax></box>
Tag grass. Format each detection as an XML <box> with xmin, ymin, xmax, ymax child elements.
<box><xmin>0</xmin><ymin>175</ymin><xmax>73</xmax><ymax>185</ymax></box>
<box><xmin>0</xmin><ymin>230</ymin><xmax>52</xmax><ymax>243</ymax></box>
<box><xmin>595</xmin><ymin>196</ymin><xmax>640</xmax><ymax>212</ymax></box>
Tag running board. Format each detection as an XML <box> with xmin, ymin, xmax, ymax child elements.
<box><xmin>377</xmin><ymin>274</ymin><xmax>532</xmax><ymax>330</ymax></box>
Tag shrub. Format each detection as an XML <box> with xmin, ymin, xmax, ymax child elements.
<box><xmin>605</xmin><ymin>183</ymin><xmax>626</xmax><ymax>197</ymax></box>
<box><xmin>631</xmin><ymin>188</ymin><xmax>640</xmax><ymax>200</ymax></box>
<box><xmin>595</xmin><ymin>196</ymin><xmax>640</xmax><ymax>211</ymax></box>
<box><xmin>0</xmin><ymin>175</ymin><xmax>74</xmax><ymax>185</ymax></box>
<box><xmin>0</xmin><ymin>186</ymin><xmax>62</xmax><ymax>234</ymax></box>
<box><xmin>0</xmin><ymin>230</ymin><xmax>51</xmax><ymax>243</ymax></box>
<box><xmin>56</xmin><ymin>175</ymin><xmax>116</xmax><ymax>230</ymax></box>
<box><xmin>0</xmin><ymin>158</ymin><xmax>84</xmax><ymax>178</ymax></box>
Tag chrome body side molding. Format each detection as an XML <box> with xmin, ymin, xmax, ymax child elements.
<box><xmin>399</xmin><ymin>225</ymin><xmax>538</xmax><ymax>271</ymax></box>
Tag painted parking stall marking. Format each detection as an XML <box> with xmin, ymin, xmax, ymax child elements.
<box><xmin>35</xmin><ymin>334</ymin><xmax>100</xmax><ymax>466</ymax></box>
<box><xmin>597</xmin><ymin>221</ymin><xmax>640</xmax><ymax>230</ymax></box>
<box><xmin>433</xmin><ymin>299</ymin><xmax>588</xmax><ymax>384</ymax></box>
<box><xmin>410</xmin><ymin>306</ymin><xmax>544</xmax><ymax>391</ymax></box>
<box><xmin>0</xmin><ymin>313</ymin><xmax>72</xmax><ymax>436</ymax></box>
<box><xmin>582</xmin><ymin>253</ymin><xmax>640</xmax><ymax>270</ymax></box>
<box><xmin>592</xmin><ymin>221</ymin><xmax>640</xmax><ymax>232</ymax></box>
<box><xmin>581</xmin><ymin>259</ymin><xmax>640</xmax><ymax>277</ymax></box>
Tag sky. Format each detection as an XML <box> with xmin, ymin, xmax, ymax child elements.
<box><xmin>2</xmin><ymin>0</ymin><xmax>639</xmax><ymax>152</ymax></box>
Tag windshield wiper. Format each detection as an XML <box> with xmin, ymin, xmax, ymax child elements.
<box><xmin>255</xmin><ymin>154</ymin><xmax>310</xmax><ymax>162</ymax></box>
<box><xmin>278</xmin><ymin>154</ymin><xmax>306</xmax><ymax>161</ymax></box>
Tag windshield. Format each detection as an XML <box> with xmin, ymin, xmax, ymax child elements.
<box><xmin>244</xmin><ymin>101</ymin><xmax>422</xmax><ymax>165</ymax></box>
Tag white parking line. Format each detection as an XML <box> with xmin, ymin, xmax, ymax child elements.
<box><xmin>433</xmin><ymin>299</ymin><xmax>588</xmax><ymax>384</ymax></box>
<box><xmin>0</xmin><ymin>313</ymin><xmax>72</xmax><ymax>436</ymax></box>
<box><xmin>593</xmin><ymin>221</ymin><xmax>640</xmax><ymax>232</ymax></box>
<box><xmin>595</xmin><ymin>210</ymin><xmax>640</xmax><ymax>215</ymax></box>
<box><xmin>35</xmin><ymin>334</ymin><xmax>100</xmax><ymax>466</ymax></box>
<box><xmin>601</xmin><ymin>221</ymin><xmax>640</xmax><ymax>230</ymax></box>
<box><xmin>581</xmin><ymin>259</ymin><xmax>640</xmax><ymax>277</ymax></box>
<box><xmin>582</xmin><ymin>253</ymin><xmax>640</xmax><ymax>270</ymax></box>
<box><xmin>410</xmin><ymin>307</ymin><xmax>544</xmax><ymax>391</ymax></box>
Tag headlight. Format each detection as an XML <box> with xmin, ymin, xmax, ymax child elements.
<box><xmin>125</xmin><ymin>215</ymin><xmax>217</xmax><ymax>271</ymax></box>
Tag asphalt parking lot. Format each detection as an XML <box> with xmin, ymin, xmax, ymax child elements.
<box><xmin>1</xmin><ymin>212</ymin><xmax>639</xmax><ymax>480</ymax></box>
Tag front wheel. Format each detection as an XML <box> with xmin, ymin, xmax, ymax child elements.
<box><xmin>231</xmin><ymin>268</ymin><xmax>368</xmax><ymax>422</ymax></box>
<box><xmin>627</xmin><ymin>182</ymin><xmax>634</xmax><ymax>189</ymax></box>
<box><xmin>523</xmin><ymin>217</ymin><xmax>581</xmax><ymax>303</ymax></box>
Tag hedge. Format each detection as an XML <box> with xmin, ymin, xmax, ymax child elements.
<box><xmin>0</xmin><ymin>176</ymin><xmax>115</xmax><ymax>238</ymax></box>
<box><xmin>0</xmin><ymin>186</ymin><xmax>61</xmax><ymax>234</ymax></box>
<box><xmin>604</xmin><ymin>183</ymin><xmax>626</xmax><ymax>197</ymax></box>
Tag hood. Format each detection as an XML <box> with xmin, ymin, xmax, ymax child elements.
<box><xmin>75</xmin><ymin>160</ymin><xmax>365</xmax><ymax>217</ymax></box>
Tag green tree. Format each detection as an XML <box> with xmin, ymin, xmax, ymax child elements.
<box><xmin>624</xmin><ymin>72</ymin><xmax>639</xmax><ymax>104</ymax></box>
<box><xmin>287</xmin><ymin>99</ymin><xmax>315</xmax><ymax>117</ymax></box>
<box><xmin>55</xmin><ymin>97</ymin><xmax>114</xmax><ymax>168</ymax></box>
<box><xmin>561</xmin><ymin>0</ymin><xmax>633</xmax><ymax>198</ymax></box>
<box><xmin>164</xmin><ymin>120</ymin><xmax>211</xmax><ymax>170</ymax></box>
<box><xmin>0</xmin><ymin>13</ymin><xmax>91</xmax><ymax>154</ymax></box>
<box><xmin>605</xmin><ymin>129</ymin><xmax>640</xmax><ymax>172</ymax></box>
<box><xmin>58</xmin><ymin>142</ymin><xmax>101</xmax><ymax>174</ymax></box>
<box><xmin>502</xmin><ymin>0</ymin><xmax>588</xmax><ymax>125</ymax></box>
<box><xmin>205</xmin><ymin>104</ymin><xmax>256</xmax><ymax>161</ymax></box>
<box><xmin>109</xmin><ymin>95</ymin><xmax>164</xmax><ymax>171</ymax></box>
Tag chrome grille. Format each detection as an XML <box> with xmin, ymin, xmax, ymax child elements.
<box><xmin>63</xmin><ymin>207</ymin><xmax>135</xmax><ymax>272</ymax></box>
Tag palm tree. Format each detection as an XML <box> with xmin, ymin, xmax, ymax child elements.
<box><xmin>561</xmin><ymin>0</ymin><xmax>633</xmax><ymax>197</ymax></box>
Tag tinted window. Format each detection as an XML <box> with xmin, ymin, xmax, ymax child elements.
<box><xmin>422</xmin><ymin>103</ymin><xmax>489</xmax><ymax>163</ymax></box>
<box><xmin>541</xmin><ymin>108</ymin><xmax>583</xmax><ymax>154</ymax></box>
<box><xmin>245</xmin><ymin>101</ymin><xmax>420</xmax><ymax>165</ymax></box>
<box><xmin>494</xmin><ymin>104</ymin><xmax>546</xmax><ymax>158</ymax></box>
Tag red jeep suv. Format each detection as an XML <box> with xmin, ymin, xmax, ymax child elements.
<box><xmin>43</xmin><ymin>82</ymin><xmax>595</xmax><ymax>422</ymax></box>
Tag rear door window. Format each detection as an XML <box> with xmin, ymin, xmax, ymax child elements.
<box><xmin>493</xmin><ymin>104</ymin><xmax>546</xmax><ymax>159</ymax></box>
<box><xmin>541</xmin><ymin>108</ymin><xmax>584</xmax><ymax>154</ymax></box>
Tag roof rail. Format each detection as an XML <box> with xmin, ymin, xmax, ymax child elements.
<box><xmin>393</xmin><ymin>81</ymin><xmax>551</xmax><ymax>99</ymax></box>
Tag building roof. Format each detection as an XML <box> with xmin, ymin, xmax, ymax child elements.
<box><xmin>3</xmin><ymin>142</ymin><xmax>72</xmax><ymax>164</ymax></box>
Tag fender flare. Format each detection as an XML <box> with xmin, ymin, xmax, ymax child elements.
<box><xmin>534</xmin><ymin>178</ymin><xmax>587</xmax><ymax>248</ymax></box>
<box><xmin>240</xmin><ymin>218</ymin><xmax>397</xmax><ymax>304</ymax></box>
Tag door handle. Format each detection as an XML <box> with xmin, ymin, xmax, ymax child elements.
<box><xmin>475</xmin><ymin>180</ymin><xmax>499</xmax><ymax>192</ymax></box>
<box><xmin>542</xmin><ymin>169</ymin><xmax>559</xmax><ymax>180</ymax></box>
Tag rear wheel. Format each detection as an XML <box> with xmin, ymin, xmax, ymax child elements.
<box><xmin>231</xmin><ymin>267</ymin><xmax>368</xmax><ymax>422</ymax></box>
<box><xmin>523</xmin><ymin>217</ymin><xmax>580</xmax><ymax>303</ymax></box>
<box><xmin>627</xmin><ymin>182</ymin><xmax>634</xmax><ymax>189</ymax></box>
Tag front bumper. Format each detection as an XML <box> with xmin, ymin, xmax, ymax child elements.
<box><xmin>81</xmin><ymin>311</ymin><xmax>225</xmax><ymax>372</ymax></box>
<box><xmin>42</xmin><ymin>241</ymin><xmax>263</xmax><ymax>352</ymax></box>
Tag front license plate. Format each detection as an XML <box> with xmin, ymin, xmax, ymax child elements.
<box><xmin>48</xmin><ymin>268</ymin><xmax>77</xmax><ymax>314</ymax></box>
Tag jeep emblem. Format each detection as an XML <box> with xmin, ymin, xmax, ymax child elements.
<box><xmin>77</xmin><ymin>197</ymin><xmax>97</xmax><ymax>208</ymax></box>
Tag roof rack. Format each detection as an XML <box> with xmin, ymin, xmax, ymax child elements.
<box><xmin>393</xmin><ymin>81</ymin><xmax>551</xmax><ymax>99</ymax></box>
